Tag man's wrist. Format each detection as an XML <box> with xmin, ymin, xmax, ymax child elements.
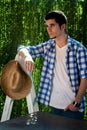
<box><xmin>73</xmin><ymin>101</ymin><xmax>81</xmax><ymax>108</ymax></box>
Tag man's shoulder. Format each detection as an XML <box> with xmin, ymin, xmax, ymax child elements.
<box><xmin>42</xmin><ymin>39</ymin><xmax>55</xmax><ymax>49</ymax></box>
<box><xmin>68</xmin><ymin>36</ymin><xmax>86</xmax><ymax>49</ymax></box>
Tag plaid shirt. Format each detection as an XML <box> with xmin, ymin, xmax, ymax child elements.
<box><xmin>18</xmin><ymin>36</ymin><xmax>87</xmax><ymax>112</ymax></box>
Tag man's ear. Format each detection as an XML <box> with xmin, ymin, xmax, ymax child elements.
<box><xmin>61</xmin><ymin>24</ymin><xmax>66</xmax><ymax>31</ymax></box>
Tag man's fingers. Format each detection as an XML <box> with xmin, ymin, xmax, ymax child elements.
<box><xmin>64</xmin><ymin>106</ymin><xmax>69</xmax><ymax>111</ymax></box>
<box><xmin>25</xmin><ymin>61</ymin><xmax>34</xmax><ymax>72</ymax></box>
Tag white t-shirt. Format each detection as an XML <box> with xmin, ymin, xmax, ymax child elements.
<box><xmin>50</xmin><ymin>44</ymin><xmax>75</xmax><ymax>109</ymax></box>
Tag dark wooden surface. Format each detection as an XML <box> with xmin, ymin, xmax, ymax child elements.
<box><xmin>0</xmin><ymin>112</ymin><xmax>87</xmax><ymax>130</ymax></box>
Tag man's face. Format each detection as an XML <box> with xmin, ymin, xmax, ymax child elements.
<box><xmin>45</xmin><ymin>19</ymin><xmax>65</xmax><ymax>39</ymax></box>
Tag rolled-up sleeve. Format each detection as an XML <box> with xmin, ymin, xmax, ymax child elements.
<box><xmin>77</xmin><ymin>46</ymin><xmax>87</xmax><ymax>79</ymax></box>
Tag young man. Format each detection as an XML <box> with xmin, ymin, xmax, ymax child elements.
<box><xmin>17</xmin><ymin>11</ymin><xmax>87</xmax><ymax>120</ymax></box>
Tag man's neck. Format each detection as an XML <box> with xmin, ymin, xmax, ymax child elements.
<box><xmin>55</xmin><ymin>34</ymin><xmax>68</xmax><ymax>48</ymax></box>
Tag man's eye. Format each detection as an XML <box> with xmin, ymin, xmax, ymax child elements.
<box><xmin>45</xmin><ymin>24</ymin><xmax>56</xmax><ymax>28</ymax></box>
<box><xmin>50</xmin><ymin>24</ymin><xmax>55</xmax><ymax>27</ymax></box>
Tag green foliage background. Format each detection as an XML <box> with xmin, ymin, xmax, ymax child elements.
<box><xmin>0</xmin><ymin>0</ymin><xmax>87</xmax><ymax>120</ymax></box>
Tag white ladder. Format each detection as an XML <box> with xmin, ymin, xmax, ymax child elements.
<box><xmin>1</xmin><ymin>75</ymin><xmax>39</xmax><ymax>122</ymax></box>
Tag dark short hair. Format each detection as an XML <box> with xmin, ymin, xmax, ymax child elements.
<box><xmin>45</xmin><ymin>11</ymin><xmax>67</xmax><ymax>27</ymax></box>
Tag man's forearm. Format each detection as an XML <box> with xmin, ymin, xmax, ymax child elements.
<box><xmin>18</xmin><ymin>48</ymin><xmax>29</xmax><ymax>58</ymax></box>
<box><xmin>18</xmin><ymin>48</ymin><xmax>33</xmax><ymax>62</ymax></box>
<box><xmin>75</xmin><ymin>78</ymin><xmax>87</xmax><ymax>103</ymax></box>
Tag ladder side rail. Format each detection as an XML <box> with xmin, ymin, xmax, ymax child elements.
<box><xmin>1</xmin><ymin>96</ymin><xmax>14</xmax><ymax>122</ymax></box>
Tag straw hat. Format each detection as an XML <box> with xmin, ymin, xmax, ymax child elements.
<box><xmin>0</xmin><ymin>60</ymin><xmax>32</xmax><ymax>100</ymax></box>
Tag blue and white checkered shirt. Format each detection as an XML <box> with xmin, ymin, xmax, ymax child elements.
<box><xmin>18</xmin><ymin>36</ymin><xmax>87</xmax><ymax>112</ymax></box>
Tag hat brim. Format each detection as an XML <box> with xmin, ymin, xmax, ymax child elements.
<box><xmin>1</xmin><ymin>60</ymin><xmax>32</xmax><ymax>100</ymax></box>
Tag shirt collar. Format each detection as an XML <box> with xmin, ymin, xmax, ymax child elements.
<box><xmin>67</xmin><ymin>35</ymin><xmax>75</xmax><ymax>50</ymax></box>
<box><xmin>50</xmin><ymin>35</ymin><xmax>75</xmax><ymax>50</ymax></box>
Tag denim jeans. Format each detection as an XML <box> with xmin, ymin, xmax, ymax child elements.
<box><xmin>51</xmin><ymin>107</ymin><xmax>84</xmax><ymax>120</ymax></box>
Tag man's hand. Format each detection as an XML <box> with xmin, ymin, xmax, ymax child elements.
<box><xmin>24</xmin><ymin>56</ymin><xmax>34</xmax><ymax>72</ymax></box>
<box><xmin>18</xmin><ymin>49</ymin><xmax>34</xmax><ymax>72</ymax></box>
<box><xmin>64</xmin><ymin>102</ymin><xmax>79</xmax><ymax>112</ymax></box>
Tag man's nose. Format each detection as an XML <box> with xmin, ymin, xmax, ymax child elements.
<box><xmin>47</xmin><ymin>26</ymin><xmax>52</xmax><ymax>32</ymax></box>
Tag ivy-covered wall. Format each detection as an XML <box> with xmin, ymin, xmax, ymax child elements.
<box><xmin>0</xmin><ymin>0</ymin><xmax>87</xmax><ymax>120</ymax></box>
